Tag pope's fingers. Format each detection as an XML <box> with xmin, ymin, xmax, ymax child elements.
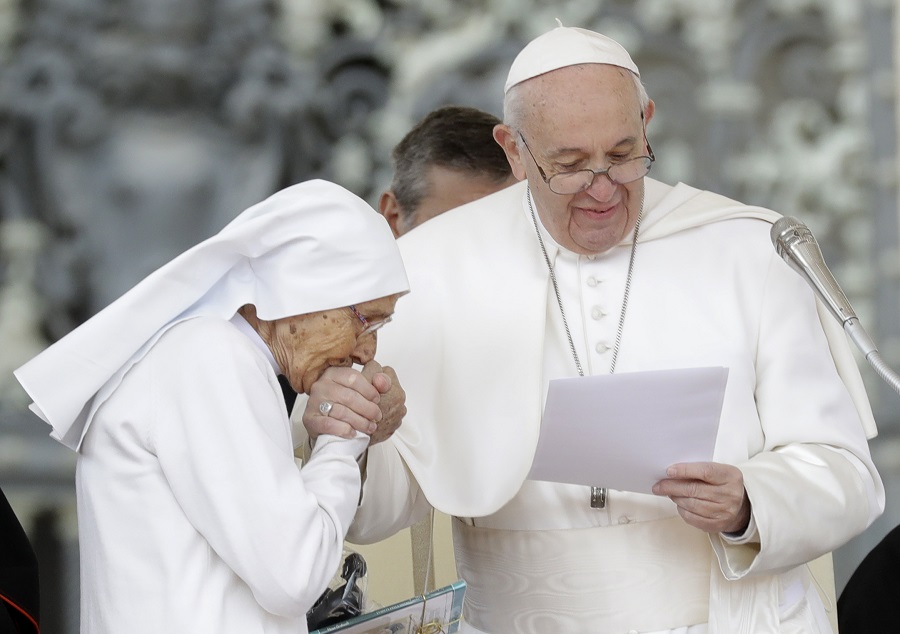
<box><xmin>361</xmin><ymin>361</ymin><xmax>393</xmax><ymax>394</ymax></box>
<box><xmin>664</xmin><ymin>461</ymin><xmax>740</xmax><ymax>486</ymax></box>
<box><xmin>360</xmin><ymin>359</ymin><xmax>384</xmax><ymax>379</ymax></box>
<box><xmin>653</xmin><ymin>476</ymin><xmax>742</xmax><ymax>502</ymax></box>
<box><xmin>652</xmin><ymin>478</ymin><xmax>708</xmax><ymax>500</ymax></box>
<box><xmin>668</xmin><ymin>495</ymin><xmax>743</xmax><ymax>532</ymax></box>
<box><xmin>370</xmin><ymin>372</ymin><xmax>392</xmax><ymax>394</ymax></box>
<box><xmin>378</xmin><ymin>365</ymin><xmax>400</xmax><ymax>384</ymax></box>
<box><xmin>369</xmin><ymin>402</ymin><xmax>407</xmax><ymax>445</ymax></box>
<box><xmin>366</xmin><ymin>366</ymin><xmax>406</xmax><ymax>446</ymax></box>
<box><xmin>663</xmin><ymin>475</ymin><xmax>752</xmax><ymax>533</ymax></box>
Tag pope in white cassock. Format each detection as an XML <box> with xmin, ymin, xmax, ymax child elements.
<box><xmin>299</xmin><ymin>25</ymin><xmax>885</xmax><ymax>634</ymax></box>
<box><xmin>14</xmin><ymin>180</ymin><xmax>409</xmax><ymax>633</ymax></box>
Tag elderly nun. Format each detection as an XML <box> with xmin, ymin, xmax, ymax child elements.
<box><xmin>14</xmin><ymin>179</ymin><xmax>409</xmax><ymax>634</ymax></box>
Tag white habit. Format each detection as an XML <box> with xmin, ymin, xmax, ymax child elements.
<box><xmin>15</xmin><ymin>180</ymin><xmax>410</xmax><ymax>633</ymax></box>
<box><xmin>76</xmin><ymin>315</ymin><xmax>368</xmax><ymax>632</ymax></box>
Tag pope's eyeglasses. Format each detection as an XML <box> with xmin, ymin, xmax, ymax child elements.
<box><xmin>518</xmin><ymin>132</ymin><xmax>655</xmax><ymax>195</ymax></box>
<box><xmin>348</xmin><ymin>305</ymin><xmax>392</xmax><ymax>336</ymax></box>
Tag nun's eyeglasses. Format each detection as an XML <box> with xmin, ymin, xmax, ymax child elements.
<box><xmin>348</xmin><ymin>305</ymin><xmax>392</xmax><ymax>336</ymax></box>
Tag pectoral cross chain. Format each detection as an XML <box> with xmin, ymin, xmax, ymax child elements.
<box><xmin>590</xmin><ymin>486</ymin><xmax>608</xmax><ymax>509</ymax></box>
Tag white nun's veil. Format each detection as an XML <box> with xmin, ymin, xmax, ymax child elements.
<box><xmin>15</xmin><ymin>179</ymin><xmax>409</xmax><ymax>450</ymax></box>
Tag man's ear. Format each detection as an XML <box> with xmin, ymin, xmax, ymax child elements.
<box><xmin>643</xmin><ymin>99</ymin><xmax>656</xmax><ymax>125</ymax></box>
<box><xmin>378</xmin><ymin>190</ymin><xmax>404</xmax><ymax>238</ymax></box>
<box><xmin>493</xmin><ymin>124</ymin><xmax>526</xmax><ymax>181</ymax></box>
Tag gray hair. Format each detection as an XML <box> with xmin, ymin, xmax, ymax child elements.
<box><xmin>389</xmin><ymin>105</ymin><xmax>513</xmax><ymax>226</ymax></box>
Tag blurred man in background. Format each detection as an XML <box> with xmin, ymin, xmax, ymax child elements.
<box><xmin>379</xmin><ymin>105</ymin><xmax>516</xmax><ymax>237</ymax></box>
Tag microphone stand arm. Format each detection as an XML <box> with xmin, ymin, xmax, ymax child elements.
<box><xmin>844</xmin><ymin>318</ymin><xmax>900</xmax><ymax>396</ymax></box>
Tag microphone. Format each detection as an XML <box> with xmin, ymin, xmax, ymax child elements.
<box><xmin>771</xmin><ymin>216</ymin><xmax>900</xmax><ymax>395</ymax></box>
<box><xmin>771</xmin><ymin>217</ymin><xmax>860</xmax><ymax>329</ymax></box>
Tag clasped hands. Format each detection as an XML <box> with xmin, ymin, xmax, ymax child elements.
<box><xmin>302</xmin><ymin>361</ymin><xmax>406</xmax><ymax>446</ymax></box>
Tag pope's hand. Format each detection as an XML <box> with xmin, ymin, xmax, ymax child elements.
<box><xmin>361</xmin><ymin>360</ymin><xmax>406</xmax><ymax>445</ymax></box>
<box><xmin>651</xmin><ymin>462</ymin><xmax>751</xmax><ymax>535</ymax></box>
<box><xmin>303</xmin><ymin>366</ymin><xmax>386</xmax><ymax>441</ymax></box>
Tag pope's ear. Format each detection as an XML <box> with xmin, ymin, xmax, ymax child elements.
<box><xmin>493</xmin><ymin>124</ymin><xmax>526</xmax><ymax>181</ymax></box>
<box><xmin>643</xmin><ymin>99</ymin><xmax>656</xmax><ymax>126</ymax></box>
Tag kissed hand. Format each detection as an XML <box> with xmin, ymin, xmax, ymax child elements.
<box><xmin>360</xmin><ymin>361</ymin><xmax>406</xmax><ymax>444</ymax></box>
<box><xmin>302</xmin><ymin>362</ymin><xmax>405</xmax><ymax>445</ymax></box>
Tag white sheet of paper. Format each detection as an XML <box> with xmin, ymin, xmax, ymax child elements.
<box><xmin>528</xmin><ymin>366</ymin><xmax>729</xmax><ymax>494</ymax></box>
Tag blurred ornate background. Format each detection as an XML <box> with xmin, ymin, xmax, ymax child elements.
<box><xmin>0</xmin><ymin>0</ymin><xmax>898</xmax><ymax>630</ymax></box>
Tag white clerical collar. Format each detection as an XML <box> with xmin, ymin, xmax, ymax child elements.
<box><xmin>229</xmin><ymin>313</ymin><xmax>281</xmax><ymax>376</ymax></box>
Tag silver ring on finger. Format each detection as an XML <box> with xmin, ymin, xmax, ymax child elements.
<box><xmin>319</xmin><ymin>401</ymin><xmax>334</xmax><ymax>416</ymax></box>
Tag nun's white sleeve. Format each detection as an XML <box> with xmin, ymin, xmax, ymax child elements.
<box><xmin>151</xmin><ymin>319</ymin><xmax>368</xmax><ymax>617</ymax></box>
<box><xmin>291</xmin><ymin>389</ymin><xmax>432</xmax><ymax>545</ymax></box>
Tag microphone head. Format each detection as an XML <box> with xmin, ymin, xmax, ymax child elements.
<box><xmin>770</xmin><ymin>216</ymin><xmax>813</xmax><ymax>258</ymax></box>
<box><xmin>770</xmin><ymin>214</ymin><xmax>856</xmax><ymax>324</ymax></box>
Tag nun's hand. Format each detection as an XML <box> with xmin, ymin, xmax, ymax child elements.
<box><xmin>303</xmin><ymin>366</ymin><xmax>384</xmax><ymax>441</ymax></box>
<box><xmin>361</xmin><ymin>361</ymin><xmax>406</xmax><ymax>445</ymax></box>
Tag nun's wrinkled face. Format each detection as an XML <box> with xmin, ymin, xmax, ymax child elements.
<box><xmin>270</xmin><ymin>293</ymin><xmax>403</xmax><ymax>394</ymax></box>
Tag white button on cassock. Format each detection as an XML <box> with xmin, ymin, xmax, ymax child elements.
<box><xmin>591</xmin><ymin>306</ymin><xmax>605</xmax><ymax>320</ymax></box>
<box><xmin>595</xmin><ymin>342</ymin><xmax>610</xmax><ymax>353</ymax></box>
<box><xmin>586</xmin><ymin>276</ymin><xmax>599</xmax><ymax>287</ymax></box>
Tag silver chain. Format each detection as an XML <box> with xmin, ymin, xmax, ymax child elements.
<box><xmin>529</xmin><ymin>188</ymin><xmax>584</xmax><ymax>376</ymax></box>
<box><xmin>527</xmin><ymin>186</ymin><xmax>645</xmax><ymax>509</ymax></box>
<box><xmin>527</xmin><ymin>186</ymin><xmax>644</xmax><ymax>377</ymax></box>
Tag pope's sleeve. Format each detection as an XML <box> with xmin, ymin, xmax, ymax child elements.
<box><xmin>711</xmin><ymin>250</ymin><xmax>884</xmax><ymax>578</ymax></box>
<box><xmin>149</xmin><ymin>320</ymin><xmax>368</xmax><ymax>618</ymax></box>
<box><xmin>291</xmin><ymin>391</ymin><xmax>432</xmax><ymax>544</ymax></box>
<box><xmin>346</xmin><ymin>440</ymin><xmax>433</xmax><ymax>544</ymax></box>
<box><xmin>289</xmin><ymin>379</ymin><xmax>432</xmax><ymax>543</ymax></box>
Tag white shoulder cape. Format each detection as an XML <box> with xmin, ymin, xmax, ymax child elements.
<box><xmin>377</xmin><ymin>178</ymin><xmax>876</xmax><ymax>519</ymax></box>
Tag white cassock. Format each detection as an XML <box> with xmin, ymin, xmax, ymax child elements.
<box><xmin>347</xmin><ymin>179</ymin><xmax>884</xmax><ymax>634</ymax></box>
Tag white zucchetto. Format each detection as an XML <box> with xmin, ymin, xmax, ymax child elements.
<box><xmin>505</xmin><ymin>24</ymin><xmax>640</xmax><ymax>94</ymax></box>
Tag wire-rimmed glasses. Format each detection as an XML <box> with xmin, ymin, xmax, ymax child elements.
<box><xmin>348</xmin><ymin>305</ymin><xmax>392</xmax><ymax>336</ymax></box>
<box><xmin>518</xmin><ymin>132</ymin><xmax>655</xmax><ymax>195</ymax></box>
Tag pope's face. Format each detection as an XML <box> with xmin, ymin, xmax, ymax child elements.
<box><xmin>270</xmin><ymin>293</ymin><xmax>402</xmax><ymax>394</ymax></box>
<box><xmin>496</xmin><ymin>64</ymin><xmax>654</xmax><ymax>256</ymax></box>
